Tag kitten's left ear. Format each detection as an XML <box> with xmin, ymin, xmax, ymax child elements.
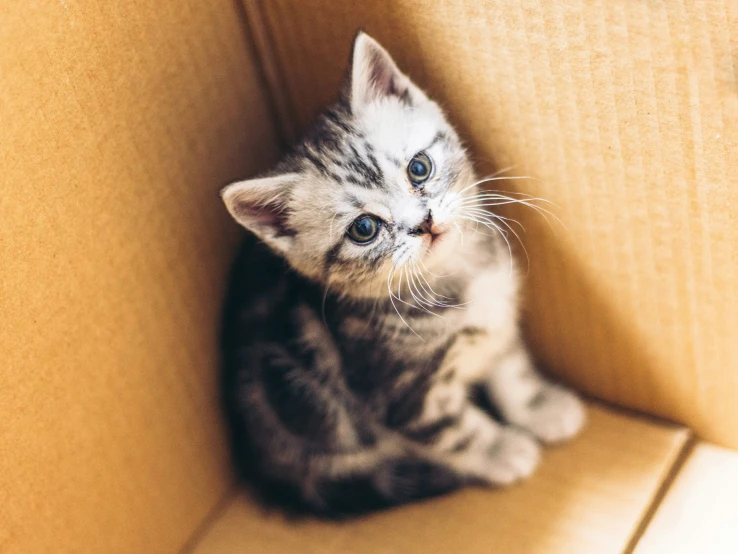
<box><xmin>221</xmin><ymin>173</ymin><xmax>301</xmax><ymax>254</ymax></box>
<box><xmin>349</xmin><ymin>31</ymin><xmax>427</xmax><ymax>111</ymax></box>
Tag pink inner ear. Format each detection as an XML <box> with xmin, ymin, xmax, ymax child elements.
<box><xmin>368</xmin><ymin>49</ymin><xmax>404</xmax><ymax>98</ymax></box>
<box><xmin>235</xmin><ymin>198</ymin><xmax>295</xmax><ymax>238</ymax></box>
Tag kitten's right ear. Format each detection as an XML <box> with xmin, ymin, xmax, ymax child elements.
<box><xmin>221</xmin><ymin>173</ymin><xmax>301</xmax><ymax>253</ymax></box>
<box><xmin>349</xmin><ymin>31</ymin><xmax>426</xmax><ymax>111</ymax></box>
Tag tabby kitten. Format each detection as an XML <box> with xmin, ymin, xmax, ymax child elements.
<box><xmin>220</xmin><ymin>31</ymin><xmax>585</xmax><ymax>515</ymax></box>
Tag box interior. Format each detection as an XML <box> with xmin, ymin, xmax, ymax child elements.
<box><xmin>2</xmin><ymin>1</ymin><xmax>737</xmax><ymax>553</ymax></box>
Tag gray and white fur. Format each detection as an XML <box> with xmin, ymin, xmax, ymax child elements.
<box><xmin>220</xmin><ymin>32</ymin><xmax>585</xmax><ymax>515</ymax></box>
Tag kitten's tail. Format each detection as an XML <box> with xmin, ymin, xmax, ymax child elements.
<box><xmin>312</xmin><ymin>457</ymin><xmax>463</xmax><ymax>516</ymax></box>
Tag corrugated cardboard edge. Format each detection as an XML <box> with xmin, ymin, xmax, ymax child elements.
<box><xmin>238</xmin><ymin>0</ymin><xmax>297</xmax><ymax>145</ymax></box>
<box><xmin>622</xmin><ymin>434</ymin><xmax>697</xmax><ymax>554</ymax></box>
<box><xmin>631</xmin><ymin>441</ymin><xmax>738</xmax><ymax>554</ymax></box>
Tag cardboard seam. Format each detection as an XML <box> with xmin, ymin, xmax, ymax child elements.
<box><xmin>179</xmin><ymin>487</ymin><xmax>239</xmax><ymax>554</ymax></box>
<box><xmin>621</xmin><ymin>432</ymin><xmax>697</xmax><ymax>554</ymax></box>
<box><xmin>237</xmin><ymin>0</ymin><xmax>297</xmax><ymax>147</ymax></box>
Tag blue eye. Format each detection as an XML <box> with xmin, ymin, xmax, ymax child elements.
<box><xmin>347</xmin><ymin>215</ymin><xmax>381</xmax><ymax>244</ymax></box>
<box><xmin>407</xmin><ymin>152</ymin><xmax>432</xmax><ymax>185</ymax></box>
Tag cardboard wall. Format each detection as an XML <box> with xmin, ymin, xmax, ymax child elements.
<box><xmin>0</xmin><ymin>1</ymin><xmax>278</xmax><ymax>552</ymax></box>
<box><xmin>1</xmin><ymin>1</ymin><xmax>736</xmax><ymax>552</ymax></box>
<box><xmin>247</xmin><ymin>0</ymin><xmax>738</xmax><ymax>446</ymax></box>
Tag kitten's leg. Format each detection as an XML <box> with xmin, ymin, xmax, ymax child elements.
<box><xmin>485</xmin><ymin>339</ymin><xmax>586</xmax><ymax>444</ymax></box>
<box><xmin>400</xmin><ymin>379</ymin><xmax>540</xmax><ymax>485</ymax></box>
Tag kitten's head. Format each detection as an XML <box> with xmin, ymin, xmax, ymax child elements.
<box><xmin>222</xmin><ymin>32</ymin><xmax>478</xmax><ymax>298</ymax></box>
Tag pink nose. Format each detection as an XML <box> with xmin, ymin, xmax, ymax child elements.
<box><xmin>408</xmin><ymin>210</ymin><xmax>434</xmax><ymax>236</ymax></box>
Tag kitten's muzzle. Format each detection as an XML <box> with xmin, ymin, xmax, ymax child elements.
<box><xmin>408</xmin><ymin>210</ymin><xmax>445</xmax><ymax>244</ymax></box>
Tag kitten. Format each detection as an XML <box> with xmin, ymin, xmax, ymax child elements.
<box><xmin>220</xmin><ymin>31</ymin><xmax>585</xmax><ymax>515</ymax></box>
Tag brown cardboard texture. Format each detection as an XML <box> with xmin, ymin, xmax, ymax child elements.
<box><xmin>0</xmin><ymin>1</ymin><xmax>278</xmax><ymax>552</ymax></box>
<box><xmin>2</xmin><ymin>0</ymin><xmax>738</xmax><ymax>553</ymax></box>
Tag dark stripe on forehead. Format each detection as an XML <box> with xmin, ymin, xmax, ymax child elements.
<box><xmin>364</xmin><ymin>143</ymin><xmax>382</xmax><ymax>181</ymax></box>
<box><xmin>344</xmin><ymin>143</ymin><xmax>383</xmax><ymax>188</ymax></box>
<box><xmin>429</xmin><ymin>130</ymin><xmax>450</xmax><ymax>148</ymax></box>
<box><xmin>384</xmin><ymin>153</ymin><xmax>403</xmax><ymax>166</ymax></box>
<box><xmin>301</xmin><ymin>148</ymin><xmax>326</xmax><ymax>171</ymax></box>
<box><xmin>324</xmin><ymin>107</ymin><xmax>354</xmax><ymax>133</ymax></box>
<box><xmin>344</xmin><ymin>173</ymin><xmax>367</xmax><ymax>186</ymax></box>
<box><xmin>346</xmin><ymin>194</ymin><xmax>364</xmax><ymax>211</ymax></box>
<box><xmin>303</xmin><ymin>149</ymin><xmax>345</xmax><ymax>183</ymax></box>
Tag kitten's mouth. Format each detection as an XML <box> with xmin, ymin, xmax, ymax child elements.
<box><xmin>427</xmin><ymin>225</ymin><xmax>448</xmax><ymax>250</ymax></box>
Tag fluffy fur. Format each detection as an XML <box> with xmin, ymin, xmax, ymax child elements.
<box><xmin>220</xmin><ymin>31</ymin><xmax>585</xmax><ymax>515</ymax></box>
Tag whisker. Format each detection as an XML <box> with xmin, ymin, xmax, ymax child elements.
<box><xmin>386</xmin><ymin>266</ymin><xmax>424</xmax><ymax>341</ymax></box>
<box><xmin>463</xmin><ymin>208</ymin><xmax>526</xmax><ymax>232</ymax></box>
<box><xmin>407</xmin><ymin>268</ymin><xmax>444</xmax><ymax>316</ymax></box>
<box><xmin>459</xmin><ymin>195</ymin><xmax>565</xmax><ymax>231</ymax></box>
<box><xmin>405</xmin><ymin>268</ymin><xmax>439</xmax><ymax>316</ymax></box>
<box><xmin>321</xmin><ymin>280</ymin><xmax>331</xmax><ymax>328</ymax></box>
<box><xmin>460</xmin><ymin>215</ymin><xmax>515</xmax><ymax>277</ymax></box>
<box><xmin>476</xmin><ymin>211</ymin><xmax>530</xmax><ymax>274</ymax></box>
<box><xmin>453</xmin><ymin>222</ymin><xmax>466</xmax><ymax>247</ymax></box>
<box><xmin>454</xmin><ymin>175</ymin><xmax>535</xmax><ymax>196</ymax></box>
<box><xmin>411</xmin><ymin>266</ymin><xmax>450</xmax><ymax>308</ymax></box>
<box><xmin>328</xmin><ymin>212</ymin><xmax>340</xmax><ymax>241</ymax></box>
<box><xmin>416</xmin><ymin>267</ymin><xmax>468</xmax><ymax>309</ymax></box>
<box><xmin>413</xmin><ymin>265</ymin><xmax>455</xmax><ymax>304</ymax></box>
<box><xmin>418</xmin><ymin>257</ymin><xmax>455</xmax><ymax>279</ymax></box>
<box><xmin>459</xmin><ymin>195</ymin><xmax>555</xmax><ymax>209</ymax></box>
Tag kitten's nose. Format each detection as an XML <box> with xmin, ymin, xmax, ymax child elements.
<box><xmin>408</xmin><ymin>210</ymin><xmax>434</xmax><ymax>236</ymax></box>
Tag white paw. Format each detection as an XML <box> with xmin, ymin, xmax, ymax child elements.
<box><xmin>484</xmin><ymin>427</ymin><xmax>540</xmax><ymax>485</ymax></box>
<box><xmin>520</xmin><ymin>385</ymin><xmax>586</xmax><ymax>444</ymax></box>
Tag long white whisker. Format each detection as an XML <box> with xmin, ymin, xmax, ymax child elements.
<box><xmin>454</xmin><ymin>175</ymin><xmax>535</xmax><ymax>196</ymax></box>
<box><xmin>321</xmin><ymin>280</ymin><xmax>331</xmax><ymax>328</ymax></box>
<box><xmin>386</xmin><ymin>266</ymin><xmax>424</xmax><ymax>341</ymax></box>
<box><xmin>411</xmin><ymin>266</ymin><xmax>448</xmax><ymax>308</ymax></box>
<box><xmin>463</xmin><ymin>208</ymin><xmax>525</xmax><ymax>232</ymax></box>
<box><xmin>328</xmin><ymin>212</ymin><xmax>339</xmax><ymax>241</ymax></box>
<box><xmin>462</xmin><ymin>210</ymin><xmax>508</xmax><ymax>234</ymax></box>
<box><xmin>467</xmin><ymin>189</ymin><xmax>555</xmax><ymax>202</ymax></box>
<box><xmin>408</xmin><ymin>267</ymin><xmax>444</xmax><ymax>315</ymax></box>
<box><xmin>414</xmin><ymin>264</ymin><xmax>468</xmax><ymax>308</ymax></box>
<box><xmin>453</xmin><ymin>222</ymin><xmax>465</xmax><ymax>247</ymax></box>
<box><xmin>460</xmin><ymin>196</ymin><xmax>565</xmax><ymax>231</ymax></box>
<box><xmin>460</xmin><ymin>196</ymin><xmax>555</xmax><ymax>209</ymax></box>
<box><xmin>483</xmin><ymin>213</ymin><xmax>530</xmax><ymax>273</ymax></box>
<box><xmin>392</xmin><ymin>267</ymin><xmax>422</xmax><ymax>311</ymax></box>
<box><xmin>460</xmin><ymin>215</ymin><xmax>515</xmax><ymax>277</ymax></box>
<box><xmin>459</xmin><ymin>196</ymin><xmax>556</xmax><ymax>210</ymax></box>
<box><xmin>414</xmin><ymin>265</ymin><xmax>453</xmax><ymax>303</ymax></box>
<box><xmin>405</xmin><ymin>268</ymin><xmax>439</xmax><ymax>316</ymax></box>
<box><xmin>417</xmin><ymin>257</ymin><xmax>454</xmax><ymax>279</ymax></box>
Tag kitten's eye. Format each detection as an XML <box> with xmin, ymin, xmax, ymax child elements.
<box><xmin>407</xmin><ymin>152</ymin><xmax>433</xmax><ymax>185</ymax></box>
<box><xmin>347</xmin><ymin>215</ymin><xmax>381</xmax><ymax>244</ymax></box>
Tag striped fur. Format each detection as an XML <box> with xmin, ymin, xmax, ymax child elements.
<box><xmin>220</xmin><ymin>32</ymin><xmax>585</xmax><ymax>515</ymax></box>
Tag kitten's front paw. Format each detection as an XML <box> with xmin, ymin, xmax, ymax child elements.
<box><xmin>519</xmin><ymin>384</ymin><xmax>586</xmax><ymax>444</ymax></box>
<box><xmin>483</xmin><ymin>427</ymin><xmax>540</xmax><ymax>485</ymax></box>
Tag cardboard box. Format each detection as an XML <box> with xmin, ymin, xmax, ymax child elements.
<box><xmin>2</xmin><ymin>1</ymin><xmax>736</xmax><ymax>552</ymax></box>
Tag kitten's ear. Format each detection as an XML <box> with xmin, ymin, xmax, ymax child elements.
<box><xmin>221</xmin><ymin>173</ymin><xmax>301</xmax><ymax>253</ymax></box>
<box><xmin>349</xmin><ymin>31</ymin><xmax>426</xmax><ymax>111</ymax></box>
